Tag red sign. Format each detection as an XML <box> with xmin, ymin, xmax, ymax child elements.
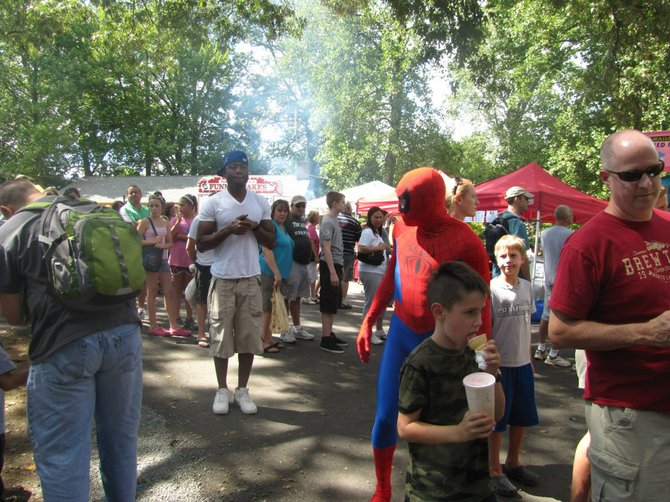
<box><xmin>197</xmin><ymin>176</ymin><xmax>282</xmax><ymax>194</ymax></box>
<box><xmin>644</xmin><ymin>130</ymin><xmax>670</xmax><ymax>171</ymax></box>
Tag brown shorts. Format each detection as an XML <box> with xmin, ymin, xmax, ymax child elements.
<box><xmin>208</xmin><ymin>276</ymin><xmax>263</xmax><ymax>358</ymax></box>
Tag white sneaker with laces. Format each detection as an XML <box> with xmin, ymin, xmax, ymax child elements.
<box><xmin>292</xmin><ymin>326</ymin><xmax>315</xmax><ymax>340</ymax></box>
<box><xmin>545</xmin><ymin>355</ymin><xmax>571</xmax><ymax>367</ymax></box>
<box><xmin>280</xmin><ymin>330</ymin><xmax>296</xmax><ymax>344</ymax></box>
<box><xmin>212</xmin><ymin>388</ymin><xmax>234</xmax><ymax>415</ymax></box>
<box><xmin>370</xmin><ymin>332</ymin><xmax>384</xmax><ymax>345</ymax></box>
<box><xmin>234</xmin><ymin>387</ymin><xmax>258</xmax><ymax>414</ymax></box>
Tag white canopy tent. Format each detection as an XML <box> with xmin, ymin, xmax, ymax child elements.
<box><xmin>306</xmin><ymin>181</ymin><xmax>395</xmax><ymax>213</ymax></box>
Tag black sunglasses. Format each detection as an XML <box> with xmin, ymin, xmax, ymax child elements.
<box><xmin>294</xmin><ymin>203</ymin><xmax>306</xmax><ymax>208</ymax></box>
<box><xmin>606</xmin><ymin>161</ymin><xmax>664</xmax><ymax>182</ymax></box>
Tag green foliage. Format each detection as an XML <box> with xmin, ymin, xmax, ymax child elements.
<box><xmin>2</xmin><ymin>0</ymin><xmax>669</xmax><ymax>195</ymax></box>
<box><xmin>0</xmin><ymin>0</ymin><xmax>298</xmax><ymax>182</ymax></box>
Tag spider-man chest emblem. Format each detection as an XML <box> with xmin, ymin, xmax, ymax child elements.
<box><xmin>402</xmin><ymin>243</ymin><xmax>437</xmax><ymax>276</ymax></box>
<box><xmin>393</xmin><ymin>233</ymin><xmax>438</xmax><ymax>308</ymax></box>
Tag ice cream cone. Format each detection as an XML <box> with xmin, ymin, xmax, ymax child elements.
<box><xmin>467</xmin><ymin>334</ymin><xmax>487</xmax><ymax>351</ymax></box>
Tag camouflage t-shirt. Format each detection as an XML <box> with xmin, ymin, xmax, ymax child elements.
<box><xmin>399</xmin><ymin>338</ymin><xmax>492</xmax><ymax>502</ymax></box>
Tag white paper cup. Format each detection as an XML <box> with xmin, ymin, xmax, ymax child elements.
<box><xmin>463</xmin><ymin>372</ymin><xmax>495</xmax><ymax>419</ymax></box>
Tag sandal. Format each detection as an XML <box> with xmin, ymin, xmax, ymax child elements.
<box><xmin>503</xmin><ymin>465</ymin><xmax>539</xmax><ymax>487</ymax></box>
<box><xmin>197</xmin><ymin>338</ymin><xmax>210</xmax><ymax>348</ymax></box>
<box><xmin>169</xmin><ymin>328</ymin><xmax>192</xmax><ymax>337</ymax></box>
<box><xmin>271</xmin><ymin>338</ymin><xmax>286</xmax><ymax>349</ymax></box>
<box><xmin>263</xmin><ymin>344</ymin><xmax>280</xmax><ymax>353</ymax></box>
<box><xmin>490</xmin><ymin>475</ymin><xmax>520</xmax><ymax>498</ymax></box>
<box><xmin>148</xmin><ymin>327</ymin><xmax>170</xmax><ymax>337</ymax></box>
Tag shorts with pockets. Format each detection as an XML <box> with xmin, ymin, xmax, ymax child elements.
<box><xmin>208</xmin><ymin>277</ymin><xmax>263</xmax><ymax>358</ymax></box>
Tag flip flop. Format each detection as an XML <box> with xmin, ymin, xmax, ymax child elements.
<box><xmin>490</xmin><ymin>475</ymin><xmax>520</xmax><ymax>498</ymax></box>
<box><xmin>169</xmin><ymin>328</ymin><xmax>192</xmax><ymax>337</ymax></box>
<box><xmin>503</xmin><ymin>465</ymin><xmax>539</xmax><ymax>486</ymax></box>
<box><xmin>148</xmin><ymin>327</ymin><xmax>171</xmax><ymax>337</ymax></box>
<box><xmin>271</xmin><ymin>338</ymin><xmax>286</xmax><ymax>349</ymax></box>
<box><xmin>263</xmin><ymin>344</ymin><xmax>280</xmax><ymax>353</ymax></box>
<box><xmin>197</xmin><ymin>338</ymin><xmax>210</xmax><ymax>348</ymax></box>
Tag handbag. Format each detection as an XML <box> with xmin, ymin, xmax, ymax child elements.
<box><xmin>357</xmin><ymin>249</ymin><xmax>384</xmax><ymax>266</ymax></box>
<box><xmin>270</xmin><ymin>286</ymin><xmax>290</xmax><ymax>334</ymax></box>
<box><xmin>142</xmin><ymin>218</ymin><xmax>163</xmax><ymax>272</ymax></box>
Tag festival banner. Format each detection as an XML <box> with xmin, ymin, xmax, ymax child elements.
<box><xmin>644</xmin><ymin>130</ymin><xmax>670</xmax><ymax>170</ymax></box>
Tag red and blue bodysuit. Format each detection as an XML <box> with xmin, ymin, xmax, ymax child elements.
<box><xmin>356</xmin><ymin>167</ymin><xmax>492</xmax><ymax>502</ymax></box>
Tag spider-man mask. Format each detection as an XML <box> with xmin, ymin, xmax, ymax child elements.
<box><xmin>396</xmin><ymin>167</ymin><xmax>449</xmax><ymax>226</ymax></box>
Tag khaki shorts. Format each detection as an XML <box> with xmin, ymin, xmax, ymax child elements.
<box><xmin>342</xmin><ymin>253</ymin><xmax>355</xmax><ymax>281</ymax></box>
<box><xmin>208</xmin><ymin>277</ymin><xmax>263</xmax><ymax>358</ymax></box>
<box><xmin>586</xmin><ymin>402</ymin><xmax>670</xmax><ymax>501</ymax></box>
<box><xmin>260</xmin><ymin>273</ymin><xmax>290</xmax><ymax>312</ymax></box>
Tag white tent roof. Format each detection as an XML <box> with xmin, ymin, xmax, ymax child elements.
<box><xmin>306</xmin><ymin>181</ymin><xmax>395</xmax><ymax>213</ymax></box>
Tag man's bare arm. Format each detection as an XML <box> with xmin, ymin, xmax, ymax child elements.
<box><xmin>254</xmin><ymin>219</ymin><xmax>275</xmax><ymax>249</ymax></box>
<box><xmin>549</xmin><ymin>309</ymin><xmax>670</xmax><ymax>350</ymax></box>
<box><xmin>197</xmin><ymin>218</ymin><xmax>249</xmax><ymax>252</ymax></box>
<box><xmin>0</xmin><ymin>293</ymin><xmax>24</xmax><ymax>325</ymax></box>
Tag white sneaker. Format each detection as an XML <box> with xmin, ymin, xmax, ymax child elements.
<box><xmin>374</xmin><ymin>329</ymin><xmax>387</xmax><ymax>340</ymax></box>
<box><xmin>212</xmin><ymin>388</ymin><xmax>233</xmax><ymax>415</ymax></box>
<box><xmin>279</xmin><ymin>331</ymin><xmax>296</xmax><ymax>344</ymax></box>
<box><xmin>292</xmin><ymin>326</ymin><xmax>315</xmax><ymax>341</ymax></box>
<box><xmin>370</xmin><ymin>332</ymin><xmax>384</xmax><ymax>345</ymax></box>
<box><xmin>137</xmin><ymin>307</ymin><xmax>145</xmax><ymax>320</ymax></box>
<box><xmin>545</xmin><ymin>355</ymin><xmax>572</xmax><ymax>367</ymax></box>
<box><xmin>234</xmin><ymin>387</ymin><xmax>258</xmax><ymax>414</ymax></box>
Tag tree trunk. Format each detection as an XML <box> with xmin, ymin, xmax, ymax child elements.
<box><xmin>384</xmin><ymin>87</ymin><xmax>403</xmax><ymax>186</ymax></box>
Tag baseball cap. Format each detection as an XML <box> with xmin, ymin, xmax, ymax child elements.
<box><xmin>217</xmin><ymin>150</ymin><xmax>248</xmax><ymax>176</ymax></box>
<box><xmin>505</xmin><ymin>186</ymin><xmax>534</xmax><ymax>200</ymax></box>
<box><xmin>291</xmin><ymin>195</ymin><xmax>307</xmax><ymax>205</ymax></box>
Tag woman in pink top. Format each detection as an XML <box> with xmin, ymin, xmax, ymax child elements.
<box><xmin>169</xmin><ymin>194</ymin><xmax>197</xmax><ymax>330</ymax></box>
<box><xmin>306</xmin><ymin>210</ymin><xmax>320</xmax><ymax>304</ymax></box>
<box><xmin>137</xmin><ymin>193</ymin><xmax>190</xmax><ymax>337</ymax></box>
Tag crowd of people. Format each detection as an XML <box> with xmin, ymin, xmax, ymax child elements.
<box><xmin>0</xmin><ymin>129</ymin><xmax>669</xmax><ymax>501</ymax></box>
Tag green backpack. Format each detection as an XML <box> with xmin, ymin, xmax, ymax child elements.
<box><xmin>23</xmin><ymin>196</ymin><xmax>145</xmax><ymax>311</ymax></box>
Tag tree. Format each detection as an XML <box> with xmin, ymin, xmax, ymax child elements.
<box><xmin>0</xmin><ymin>0</ymin><xmax>299</xmax><ymax>183</ymax></box>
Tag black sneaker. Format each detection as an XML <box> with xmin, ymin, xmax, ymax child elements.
<box><xmin>331</xmin><ymin>333</ymin><xmax>349</xmax><ymax>347</ymax></box>
<box><xmin>320</xmin><ymin>336</ymin><xmax>344</xmax><ymax>354</ymax></box>
<box><xmin>339</xmin><ymin>303</ymin><xmax>352</xmax><ymax>310</ymax></box>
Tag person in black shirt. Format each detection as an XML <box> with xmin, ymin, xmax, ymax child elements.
<box><xmin>281</xmin><ymin>195</ymin><xmax>317</xmax><ymax>343</ymax></box>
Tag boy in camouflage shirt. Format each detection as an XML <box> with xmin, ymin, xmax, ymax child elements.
<box><xmin>398</xmin><ymin>261</ymin><xmax>505</xmax><ymax>501</ymax></box>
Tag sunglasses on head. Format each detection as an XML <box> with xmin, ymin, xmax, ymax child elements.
<box><xmin>606</xmin><ymin>160</ymin><xmax>664</xmax><ymax>182</ymax></box>
<box><xmin>452</xmin><ymin>176</ymin><xmax>463</xmax><ymax>195</ymax></box>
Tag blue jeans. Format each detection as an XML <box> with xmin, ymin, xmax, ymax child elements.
<box><xmin>27</xmin><ymin>323</ymin><xmax>143</xmax><ymax>502</ymax></box>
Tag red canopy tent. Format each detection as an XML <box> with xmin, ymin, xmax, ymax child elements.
<box><xmin>357</xmin><ymin>163</ymin><xmax>607</xmax><ymax>222</ymax></box>
<box><xmin>475</xmin><ymin>162</ymin><xmax>607</xmax><ymax>224</ymax></box>
<box><xmin>356</xmin><ymin>191</ymin><xmax>399</xmax><ymax>215</ymax></box>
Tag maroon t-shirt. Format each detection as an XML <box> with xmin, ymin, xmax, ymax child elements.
<box><xmin>550</xmin><ymin>210</ymin><xmax>670</xmax><ymax>413</ymax></box>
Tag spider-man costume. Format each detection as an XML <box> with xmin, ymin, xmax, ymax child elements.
<box><xmin>356</xmin><ymin>167</ymin><xmax>492</xmax><ymax>502</ymax></box>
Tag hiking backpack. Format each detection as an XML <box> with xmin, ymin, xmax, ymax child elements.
<box><xmin>483</xmin><ymin>214</ymin><xmax>518</xmax><ymax>262</ymax></box>
<box><xmin>23</xmin><ymin>196</ymin><xmax>145</xmax><ymax>311</ymax></box>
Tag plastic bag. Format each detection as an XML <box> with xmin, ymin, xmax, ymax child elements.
<box><xmin>185</xmin><ymin>276</ymin><xmax>197</xmax><ymax>306</ymax></box>
<box><xmin>270</xmin><ymin>287</ymin><xmax>289</xmax><ymax>334</ymax></box>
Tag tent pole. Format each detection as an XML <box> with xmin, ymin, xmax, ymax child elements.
<box><xmin>532</xmin><ymin>211</ymin><xmax>541</xmax><ymax>296</ymax></box>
